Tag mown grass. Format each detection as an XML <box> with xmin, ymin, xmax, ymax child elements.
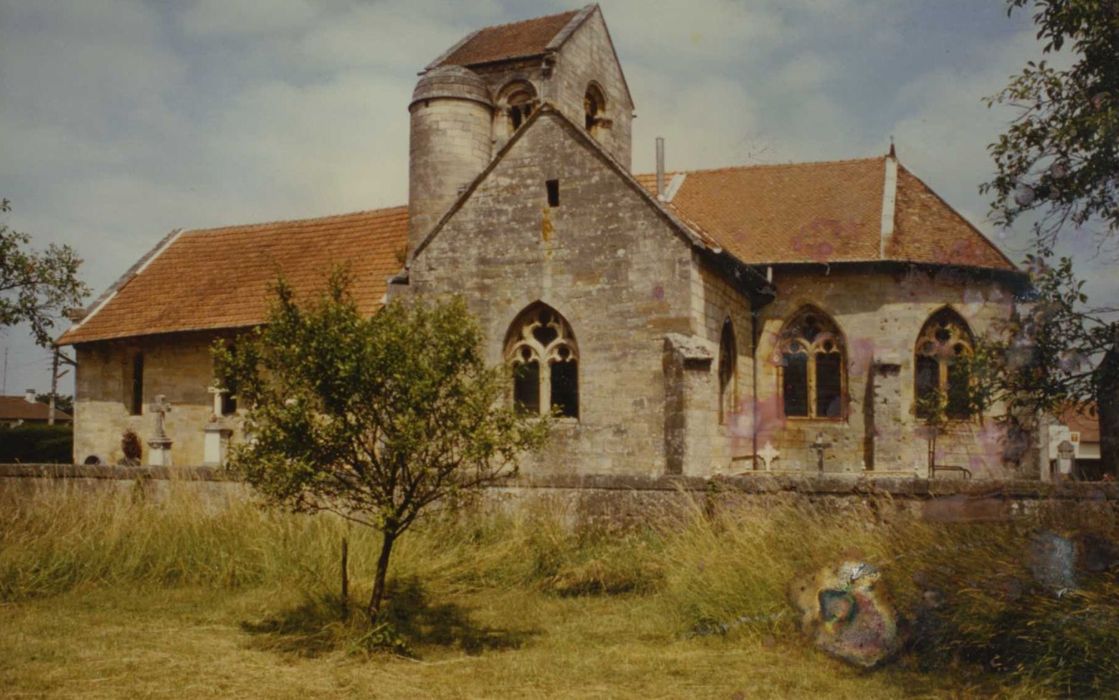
<box><xmin>2</xmin><ymin>484</ymin><xmax>1117</xmax><ymax>697</ymax></box>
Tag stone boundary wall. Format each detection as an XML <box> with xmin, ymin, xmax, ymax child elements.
<box><xmin>3</xmin><ymin>464</ymin><xmax>1117</xmax><ymax>528</ymax></box>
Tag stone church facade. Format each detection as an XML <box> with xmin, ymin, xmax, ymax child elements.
<box><xmin>58</xmin><ymin>5</ymin><xmax>1030</xmax><ymax>479</ymax></box>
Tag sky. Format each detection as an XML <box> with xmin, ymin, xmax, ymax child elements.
<box><xmin>1</xmin><ymin>0</ymin><xmax>1115</xmax><ymax>397</ymax></box>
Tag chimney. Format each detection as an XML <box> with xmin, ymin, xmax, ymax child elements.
<box><xmin>879</xmin><ymin>143</ymin><xmax>898</xmax><ymax>259</ymax></box>
<box><xmin>655</xmin><ymin>137</ymin><xmax>665</xmax><ymax>200</ymax></box>
<box><xmin>25</xmin><ymin>388</ymin><xmax>36</xmax><ymax>403</ymax></box>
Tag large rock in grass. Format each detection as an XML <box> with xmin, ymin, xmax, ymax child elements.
<box><xmin>789</xmin><ymin>560</ymin><xmax>901</xmax><ymax>668</ymax></box>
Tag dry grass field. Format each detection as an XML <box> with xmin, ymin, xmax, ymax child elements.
<box><xmin>2</xmin><ymin>485</ymin><xmax>1115</xmax><ymax>698</ymax></box>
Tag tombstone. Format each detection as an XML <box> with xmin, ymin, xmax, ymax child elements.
<box><xmin>810</xmin><ymin>432</ymin><xmax>833</xmax><ymax>473</ymax></box>
<box><xmin>757</xmin><ymin>442</ymin><xmax>780</xmax><ymax>471</ymax></box>
<box><xmin>147</xmin><ymin>394</ymin><xmax>173</xmax><ymax>466</ymax></box>
<box><xmin>1056</xmin><ymin>439</ymin><xmax>1076</xmax><ymax>482</ymax></box>
<box><xmin>203</xmin><ymin>419</ymin><xmax>233</xmax><ymax>467</ymax></box>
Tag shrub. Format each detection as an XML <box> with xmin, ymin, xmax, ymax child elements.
<box><xmin>0</xmin><ymin>423</ymin><xmax>72</xmax><ymax>463</ymax></box>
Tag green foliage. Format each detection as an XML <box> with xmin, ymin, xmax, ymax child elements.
<box><xmin>0</xmin><ymin>423</ymin><xmax>72</xmax><ymax>463</ymax></box>
<box><xmin>213</xmin><ymin>271</ymin><xmax>549</xmax><ymax>617</ymax></box>
<box><xmin>0</xmin><ymin>199</ymin><xmax>90</xmax><ymax>346</ymax></box>
<box><xmin>971</xmin><ymin>253</ymin><xmax>1118</xmax><ymax>426</ymax></box>
<box><xmin>982</xmin><ymin>0</ymin><xmax>1119</xmax><ymax>244</ymax></box>
<box><xmin>35</xmin><ymin>392</ymin><xmax>73</xmax><ymax>415</ymax></box>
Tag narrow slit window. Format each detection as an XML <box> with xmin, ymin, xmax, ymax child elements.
<box><xmin>550</xmin><ymin>359</ymin><xmax>578</xmax><ymax>418</ymax></box>
<box><xmin>513</xmin><ymin>358</ymin><xmax>541</xmax><ymax>414</ymax></box>
<box><xmin>129</xmin><ymin>353</ymin><xmax>144</xmax><ymax>416</ymax></box>
<box><xmin>783</xmin><ymin>351</ymin><xmax>809</xmax><ymax>418</ymax></box>
<box><xmin>815</xmin><ymin>352</ymin><xmax>843</xmax><ymax>418</ymax></box>
<box><xmin>546</xmin><ymin>179</ymin><xmax>560</xmax><ymax>207</ymax></box>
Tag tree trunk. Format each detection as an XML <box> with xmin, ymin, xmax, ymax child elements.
<box><xmin>367</xmin><ymin>528</ymin><xmax>397</xmax><ymax>623</ymax></box>
<box><xmin>1097</xmin><ymin>338</ymin><xmax>1119</xmax><ymax>479</ymax></box>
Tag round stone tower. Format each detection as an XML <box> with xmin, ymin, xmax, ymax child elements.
<box><xmin>408</xmin><ymin>65</ymin><xmax>493</xmax><ymax>259</ymax></box>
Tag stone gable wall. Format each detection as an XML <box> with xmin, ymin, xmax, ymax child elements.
<box><xmin>753</xmin><ymin>266</ymin><xmax>1023</xmax><ymax>478</ymax></box>
<box><xmin>549</xmin><ymin>9</ymin><xmax>633</xmax><ymax>169</ymax></box>
<box><xmin>410</xmin><ymin>113</ymin><xmax>694</xmax><ymax>476</ymax></box>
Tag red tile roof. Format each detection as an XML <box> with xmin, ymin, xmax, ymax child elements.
<box><xmin>435</xmin><ymin>9</ymin><xmax>582</xmax><ymax>67</ymax></box>
<box><xmin>58</xmin><ymin>207</ymin><xmax>408</xmax><ymax>345</ymax></box>
<box><xmin>0</xmin><ymin>396</ymin><xmax>72</xmax><ymax>423</ymax></box>
<box><xmin>60</xmin><ymin>153</ymin><xmax>1018</xmax><ymax>346</ymax></box>
<box><xmin>636</xmin><ymin>157</ymin><xmax>1016</xmax><ymax>271</ymax></box>
<box><xmin>1061</xmin><ymin>404</ymin><xmax>1100</xmax><ymax>443</ymax></box>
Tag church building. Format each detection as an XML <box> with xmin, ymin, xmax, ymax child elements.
<box><xmin>58</xmin><ymin>5</ymin><xmax>1030</xmax><ymax>479</ymax></box>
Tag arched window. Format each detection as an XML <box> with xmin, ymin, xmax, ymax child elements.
<box><xmin>505</xmin><ymin>303</ymin><xmax>578</xmax><ymax>418</ymax></box>
<box><xmin>915</xmin><ymin>308</ymin><xmax>975</xmax><ymax>419</ymax></box>
<box><xmin>584</xmin><ymin>83</ymin><xmax>606</xmax><ymax>133</ymax></box>
<box><xmin>497</xmin><ymin>81</ymin><xmax>538</xmax><ymax>135</ymax></box>
<box><xmin>777</xmin><ymin>308</ymin><xmax>844</xmax><ymax>419</ymax></box>
<box><xmin>718</xmin><ymin>318</ymin><xmax>737</xmax><ymax>424</ymax></box>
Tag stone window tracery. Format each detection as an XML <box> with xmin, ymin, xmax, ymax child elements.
<box><xmin>915</xmin><ymin>308</ymin><xmax>975</xmax><ymax>419</ymax></box>
<box><xmin>777</xmin><ymin>308</ymin><xmax>844</xmax><ymax>419</ymax></box>
<box><xmin>718</xmin><ymin>318</ymin><xmax>737</xmax><ymax>424</ymax></box>
<box><xmin>506</xmin><ymin>303</ymin><xmax>578</xmax><ymax>419</ymax></box>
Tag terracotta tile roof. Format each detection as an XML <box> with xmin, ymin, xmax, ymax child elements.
<box><xmin>0</xmin><ymin>396</ymin><xmax>71</xmax><ymax>422</ymax></box>
<box><xmin>435</xmin><ymin>9</ymin><xmax>582</xmax><ymax>67</ymax></box>
<box><xmin>58</xmin><ymin>207</ymin><xmax>408</xmax><ymax>345</ymax></box>
<box><xmin>1061</xmin><ymin>404</ymin><xmax>1100</xmax><ymax>443</ymax></box>
<box><xmin>636</xmin><ymin>157</ymin><xmax>1016</xmax><ymax>271</ymax></box>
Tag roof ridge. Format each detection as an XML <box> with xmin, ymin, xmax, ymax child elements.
<box><xmin>182</xmin><ymin>205</ymin><xmax>408</xmax><ymax>237</ymax></box>
<box><xmin>635</xmin><ymin>155</ymin><xmax>886</xmax><ymax>180</ymax></box>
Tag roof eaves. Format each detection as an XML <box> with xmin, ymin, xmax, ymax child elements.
<box><xmin>57</xmin><ymin>227</ymin><xmax>185</xmax><ymax>346</ymax></box>
<box><xmin>423</xmin><ymin>30</ymin><xmax>481</xmax><ymax>72</ymax></box>
<box><xmin>897</xmin><ymin>163</ymin><xmax>1020</xmax><ymax>272</ymax></box>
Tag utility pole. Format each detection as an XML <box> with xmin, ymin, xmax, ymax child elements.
<box><xmin>49</xmin><ymin>347</ymin><xmax>60</xmax><ymax>425</ymax></box>
<box><xmin>2</xmin><ymin>346</ymin><xmax>7</xmax><ymax>395</ymax></box>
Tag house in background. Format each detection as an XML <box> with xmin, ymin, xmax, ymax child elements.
<box><xmin>0</xmin><ymin>390</ymin><xmax>72</xmax><ymax>427</ymax></box>
<box><xmin>57</xmin><ymin>5</ymin><xmax>1033</xmax><ymax>478</ymax></box>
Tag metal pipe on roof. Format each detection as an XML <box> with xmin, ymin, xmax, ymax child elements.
<box><xmin>655</xmin><ymin>137</ymin><xmax>665</xmax><ymax>199</ymax></box>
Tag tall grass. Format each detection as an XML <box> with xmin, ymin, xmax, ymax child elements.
<box><xmin>3</xmin><ymin>483</ymin><xmax>1117</xmax><ymax>694</ymax></box>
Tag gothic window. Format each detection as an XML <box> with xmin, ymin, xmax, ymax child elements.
<box><xmin>497</xmin><ymin>81</ymin><xmax>539</xmax><ymax>136</ymax></box>
<box><xmin>915</xmin><ymin>308</ymin><xmax>975</xmax><ymax>420</ymax></box>
<box><xmin>584</xmin><ymin>83</ymin><xmax>606</xmax><ymax>133</ymax></box>
<box><xmin>718</xmin><ymin>319</ymin><xmax>737</xmax><ymax>424</ymax></box>
<box><xmin>506</xmin><ymin>303</ymin><xmax>579</xmax><ymax>418</ymax></box>
<box><xmin>777</xmin><ymin>308</ymin><xmax>845</xmax><ymax>419</ymax></box>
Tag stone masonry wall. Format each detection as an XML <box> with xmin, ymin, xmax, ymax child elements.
<box><xmin>73</xmin><ymin>332</ymin><xmax>243</xmax><ymax>466</ymax></box>
<box><xmin>410</xmin><ymin>111</ymin><xmax>694</xmax><ymax>477</ymax></box>
<box><xmin>752</xmin><ymin>266</ymin><xmax>1021</xmax><ymax>478</ymax></box>
<box><xmin>549</xmin><ymin>9</ymin><xmax>633</xmax><ymax>170</ymax></box>
<box><xmin>408</xmin><ymin>96</ymin><xmax>494</xmax><ymax>253</ymax></box>
<box><xmin>679</xmin><ymin>260</ymin><xmax>756</xmax><ymax>475</ymax></box>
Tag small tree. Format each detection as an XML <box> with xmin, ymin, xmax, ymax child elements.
<box><xmin>982</xmin><ymin>0</ymin><xmax>1119</xmax><ymax>246</ymax></box>
<box><xmin>970</xmin><ymin>251</ymin><xmax>1119</xmax><ymax>476</ymax></box>
<box><xmin>915</xmin><ymin>389</ymin><xmax>950</xmax><ymax>476</ymax></box>
<box><xmin>1</xmin><ymin>199</ymin><xmax>89</xmax><ymax>346</ymax></box>
<box><xmin>214</xmin><ymin>272</ymin><xmax>549</xmax><ymax>621</ymax></box>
